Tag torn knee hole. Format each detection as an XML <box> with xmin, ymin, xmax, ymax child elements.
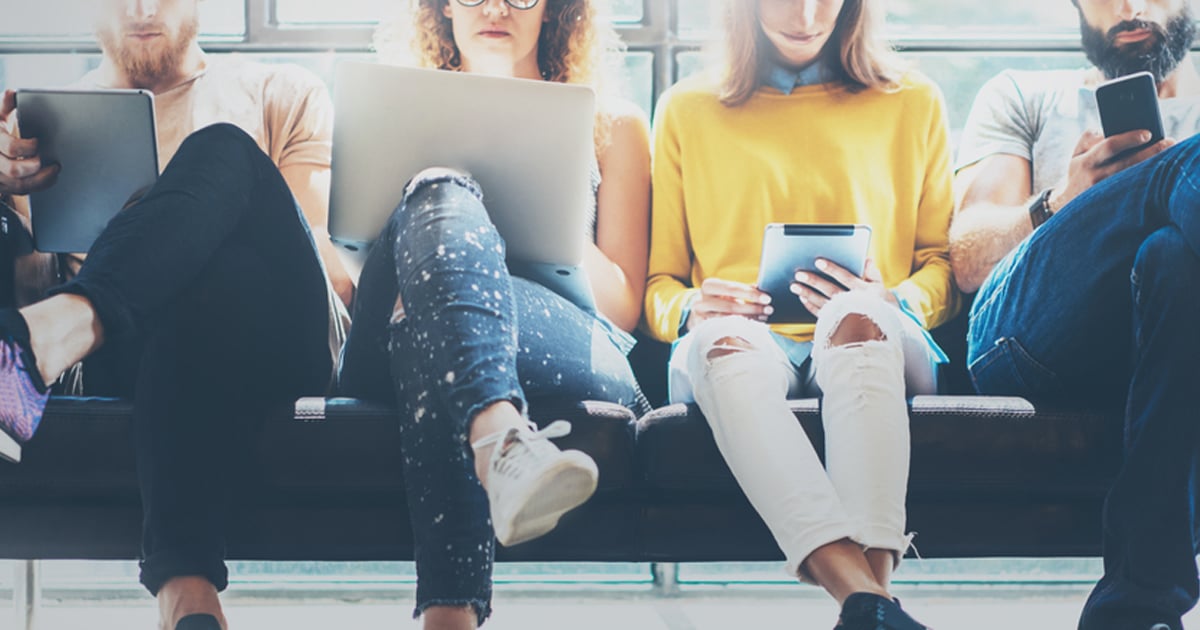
<box><xmin>705</xmin><ymin>336</ymin><xmax>754</xmax><ymax>362</ymax></box>
<box><xmin>827</xmin><ymin>313</ymin><xmax>886</xmax><ymax>347</ymax></box>
<box><xmin>390</xmin><ymin>294</ymin><xmax>407</xmax><ymax>324</ymax></box>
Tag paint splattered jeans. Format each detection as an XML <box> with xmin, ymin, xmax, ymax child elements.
<box><xmin>338</xmin><ymin>169</ymin><xmax>645</xmax><ymax>626</ymax></box>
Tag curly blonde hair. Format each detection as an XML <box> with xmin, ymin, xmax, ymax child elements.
<box><xmin>375</xmin><ymin>0</ymin><xmax>625</xmax><ymax>142</ymax></box>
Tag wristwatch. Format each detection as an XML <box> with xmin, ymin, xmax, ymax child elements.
<box><xmin>1029</xmin><ymin>188</ymin><xmax>1054</xmax><ymax>229</ymax></box>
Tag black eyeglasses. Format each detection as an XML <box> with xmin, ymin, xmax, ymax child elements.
<box><xmin>454</xmin><ymin>0</ymin><xmax>541</xmax><ymax>10</ymax></box>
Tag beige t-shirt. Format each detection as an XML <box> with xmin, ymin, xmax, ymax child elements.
<box><xmin>11</xmin><ymin>56</ymin><xmax>345</xmax><ymax>388</ymax></box>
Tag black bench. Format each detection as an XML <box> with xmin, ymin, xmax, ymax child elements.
<box><xmin>0</xmin><ymin>310</ymin><xmax>1123</xmax><ymax>564</ymax></box>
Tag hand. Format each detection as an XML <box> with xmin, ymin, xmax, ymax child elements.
<box><xmin>790</xmin><ymin>258</ymin><xmax>896</xmax><ymax>318</ymax></box>
<box><xmin>685</xmin><ymin>277</ymin><xmax>772</xmax><ymax>332</ymax></box>
<box><xmin>0</xmin><ymin>90</ymin><xmax>60</xmax><ymax>197</ymax></box>
<box><xmin>1050</xmin><ymin>129</ymin><xmax>1174</xmax><ymax>210</ymax></box>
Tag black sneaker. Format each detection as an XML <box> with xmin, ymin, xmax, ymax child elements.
<box><xmin>834</xmin><ymin>592</ymin><xmax>929</xmax><ymax>630</ymax></box>
<box><xmin>176</xmin><ymin>613</ymin><xmax>223</xmax><ymax>630</ymax></box>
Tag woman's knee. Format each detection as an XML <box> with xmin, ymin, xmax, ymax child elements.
<box><xmin>813</xmin><ymin>292</ymin><xmax>904</xmax><ymax>353</ymax></box>
<box><xmin>685</xmin><ymin>316</ymin><xmax>776</xmax><ymax>379</ymax></box>
<box><xmin>388</xmin><ymin>167</ymin><xmax>493</xmax><ymax>243</ymax></box>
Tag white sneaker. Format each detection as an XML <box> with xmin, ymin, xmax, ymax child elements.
<box><xmin>473</xmin><ymin>420</ymin><xmax>599</xmax><ymax>547</ymax></box>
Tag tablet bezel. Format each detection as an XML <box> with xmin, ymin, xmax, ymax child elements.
<box><xmin>755</xmin><ymin>223</ymin><xmax>872</xmax><ymax>325</ymax></box>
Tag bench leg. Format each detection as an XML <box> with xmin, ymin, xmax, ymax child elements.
<box><xmin>13</xmin><ymin>560</ymin><xmax>38</xmax><ymax>630</ymax></box>
<box><xmin>652</xmin><ymin>562</ymin><xmax>679</xmax><ymax>596</ymax></box>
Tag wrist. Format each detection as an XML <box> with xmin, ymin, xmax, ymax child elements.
<box><xmin>1029</xmin><ymin>188</ymin><xmax>1055</xmax><ymax>229</ymax></box>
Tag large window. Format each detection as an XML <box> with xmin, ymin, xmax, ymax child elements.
<box><xmin>0</xmin><ymin>0</ymin><xmax>1187</xmax><ymax>604</ymax></box>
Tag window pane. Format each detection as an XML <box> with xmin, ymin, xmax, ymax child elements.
<box><xmin>275</xmin><ymin>0</ymin><xmax>644</xmax><ymax>26</ymax></box>
<box><xmin>678</xmin><ymin>0</ymin><xmax>717</xmax><ymax>40</ymax></box>
<box><xmin>906</xmin><ymin>52</ymin><xmax>1088</xmax><ymax>136</ymax></box>
<box><xmin>621</xmin><ymin>51</ymin><xmax>654</xmax><ymax>118</ymax></box>
<box><xmin>0</xmin><ymin>0</ymin><xmax>244</xmax><ymax>38</ymax></box>
<box><xmin>889</xmin><ymin>0</ymin><xmax>1079</xmax><ymax>34</ymax></box>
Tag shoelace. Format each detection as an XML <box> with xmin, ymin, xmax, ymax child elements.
<box><xmin>486</xmin><ymin>420</ymin><xmax>573</xmax><ymax>479</ymax></box>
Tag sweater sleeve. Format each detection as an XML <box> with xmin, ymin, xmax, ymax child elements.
<box><xmin>643</xmin><ymin>87</ymin><xmax>701</xmax><ymax>343</ymax></box>
<box><xmin>892</xmin><ymin>82</ymin><xmax>962</xmax><ymax>330</ymax></box>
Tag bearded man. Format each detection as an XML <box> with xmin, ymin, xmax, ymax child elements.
<box><xmin>0</xmin><ymin>1</ymin><xmax>352</xmax><ymax>629</ymax></box>
<box><xmin>949</xmin><ymin>0</ymin><xmax>1200</xmax><ymax>628</ymax></box>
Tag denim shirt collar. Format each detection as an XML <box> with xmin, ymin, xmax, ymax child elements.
<box><xmin>761</xmin><ymin>58</ymin><xmax>827</xmax><ymax>94</ymax></box>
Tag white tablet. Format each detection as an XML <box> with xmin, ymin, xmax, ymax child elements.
<box><xmin>755</xmin><ymin>223</ymin><xmax>872</xmax><ymax>324</ymax></box>
<box><xmin>15</xmin><ymin>88</ymin><xmax>158</xmax><ymax>253</ymax></box>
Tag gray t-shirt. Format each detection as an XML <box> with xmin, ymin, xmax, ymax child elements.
<box><xmin>956</xmin><ymin>68</ymin><xmax>1200</xmax><ymax>192</ymax></box>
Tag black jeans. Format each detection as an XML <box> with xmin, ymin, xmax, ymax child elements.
<box><xmin>5</xmin><ymin>123</ymin><xmax>333</xmax><ymax>595</ymax></box>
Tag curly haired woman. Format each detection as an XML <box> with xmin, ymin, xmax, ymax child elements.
<box><xmin>336</xmin><ymin>1</ymin><xmax>651</xmax><ymax>627</ymax></box>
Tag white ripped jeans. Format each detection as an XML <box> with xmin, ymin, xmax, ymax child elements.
<box><xmin>669</xmin><ymin>291</ymin><xmax>937</xmax><ymax>580</ymax></box>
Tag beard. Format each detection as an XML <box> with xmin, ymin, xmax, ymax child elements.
<box><xmin>96</xmin><ymin>15</ymin><xmax>199</xmax><ymax>88</ymax></box>
<box><xmin>1080</xmin><ymin>9</ymin><xmax>1197</xmax><ymax>82</ymax></box>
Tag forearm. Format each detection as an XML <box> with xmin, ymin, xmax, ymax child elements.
<box><xmin>948</xmin><ymin>202</ymin><xmax>1033</xmax><ymax>293</ymax></box>
<box><xmin>584</xmin><ymin>243</ymin><xmax>643</xmax><ymax>332</ymax></box>
<box><xmin>312</xmin><ymin>229</ymin><xmax>354</xmax><ymax>307</ymax></box>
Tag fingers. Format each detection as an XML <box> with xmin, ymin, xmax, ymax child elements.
<box><xmin>1098</xmin><ymin>138</ymin><xmax>1174</xmax><ymax>176</ymax></box>
<box><xmin>789</xmin><ymin>283</ymin><xmax>826</xmax><ymax>318</ymax></box>
<box><xmin>792</xmin><ymin>269</ymin><xmax>845</xmax><ymax>299</ymax></box>
<box><xmin>1089</xmin><ymin>129</ymin><xmax>1157</xmax><ymax>167</ymax></box>
<box><xmin>0</xmin><ymin>90</ymin><xmax>15</xmax><ymax>123</ymax></box>
<box><xmin>701</xmin><ymin>277</ymin><xmax>768</xmax><ymax>303</ymax></box>
<box><xmin>0</xmin><ymin>131</ymin><xmax>37</xmax><ymax>161</ymax></box>
<box><xmin>693</xmin><ymin>277</ymin><xmax>772</xmax><ymax>324</ymax></box>
<box><xmin>1072</xmin><ymin>129</ymin><xmax>1103</xmax><ymax>157</ymax></box>
<box><xmin>0</xmin><ymin>163</ymin><xmax>59</xmax><ymax>196</ymax></box>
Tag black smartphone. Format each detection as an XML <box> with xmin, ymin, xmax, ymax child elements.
<box><xmin>1094</xmin><ymin>71</ymin><xmax>1165</xmax><ymax>160</ymax></box>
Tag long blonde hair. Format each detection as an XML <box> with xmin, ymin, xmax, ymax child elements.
<box><xmin>374</xmin><ymin>0</ymin><xmax>625</xmax><ymax>143</ymax></box>
<box><xmin>716</xmin><ymin>0</ymin><xmax>905</xmax><ymax>107</ymax></box>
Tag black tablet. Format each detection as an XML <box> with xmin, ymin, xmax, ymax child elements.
<box><xmin>755</xmin><ymin>223</ymin><xmax>872</xmax><ymax>324</ymax></box>
<box><xmin>16</xmin><ymin>88</ymin><xmax>158</xmax><ymax>253</ymax></box>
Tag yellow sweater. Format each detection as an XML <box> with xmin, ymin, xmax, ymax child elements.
<box><xmin>644</xmin><ymin>72</ymin><xmax>960</xmax><ymax>343</ymax></box>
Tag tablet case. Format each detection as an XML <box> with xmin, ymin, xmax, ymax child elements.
<box><xmin>756</xmin><ymin>223</ymin><xmax>872</xmax><ymax>324</ymax></box>
<box><xmin>16</xmin><ymin>89</ymin><xmax>158</xmax><ymax>253</ymax></box>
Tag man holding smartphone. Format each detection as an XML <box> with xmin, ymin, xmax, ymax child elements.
<box><xmin>950</xmin><ymin>0</ymin><xmax>1200</xmax><ymax>628</ymax></box>
<box><xmin>0</xmin><ymin>1</ymin><xmax>351</xmax><ymax>629</ymax></box>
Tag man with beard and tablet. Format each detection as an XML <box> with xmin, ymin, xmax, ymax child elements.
<box><xmin>0</xmin><ymin>1</ymin><xmax>352</xmax><ymax>629</ymax></box>
<box><xmin>950</xmin><ymin>0</ymin><xmax>1200</xmax><ymax>628</ymax></box>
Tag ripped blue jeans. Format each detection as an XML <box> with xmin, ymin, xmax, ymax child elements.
<box><xmin>337</xmin><ymin>169</ymin><xmax>645</xmax><ymax>625</ymax></box>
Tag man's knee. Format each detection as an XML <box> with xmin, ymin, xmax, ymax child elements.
<box><xmin>1135</xmin><ymin>227</ymin><xmax>1200</xmax><ymax>296</ymax></box>
<box><xmin>180</xmin><ymin>122</ymin><xmax>258</xmax><ymax>155</ymax></box>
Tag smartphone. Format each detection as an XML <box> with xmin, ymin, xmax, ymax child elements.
<box><xmin>1094</xmin><ymin>71</ymin><xmax>1164</xmax><ymax>160</ymax></box>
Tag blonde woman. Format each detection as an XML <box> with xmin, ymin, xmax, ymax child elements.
<box><xmin>645</xmin><ymin>0</ymin><xmax>958</xmax><ymax>627</ymax></box>
<box><xmin>337</xmin><ymin>0</ymin><xmax>650</xmax><ymax>627</ymax></box>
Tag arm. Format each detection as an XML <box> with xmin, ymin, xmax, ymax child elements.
<box><xmin>643</xmin><ymin>89</ymin><xmax>699</xmax><ymax>342</ymax></box>
<box><xmin>951</xmin><ymin>129</ymin><xmax>1174</xmax><ymax>293</ymax></box>
<box><xmin>893</xmin><ymin>83</ymin><xmax>959</xmax><ymax>330</ymax></box>
<box><xmin>265</xmin><ymin>70</ymin><xmax>354</xmax><ymax>307</ymax></box>
<box><xmin>589</xmin><ymin>100</ymin><xmax>651</xmax><ymax>333</ymax></box>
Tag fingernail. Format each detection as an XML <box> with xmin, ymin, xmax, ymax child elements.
<box><xmin>794</xmin><ymin>272</ymin><xmax>806</xmax><ymax>282</ymax></box>
<box><xmin>759</xmin><ymin>294</ymin><xmax>772</xmax><ymax>305</ymax></box>
<box><xmin>1142</xmin><ymin>132</ymin><xmax>1152</xmax><ymax>142</ymax></box>
<box><xmin>815</xmin><ymin>259</ymin><xmax>828</xmax><ymax>270</ymax></box>
<box><xmin>763</xmin><ymin>306</ymin><xmax>774</xmax><ymax>315</ymax></box>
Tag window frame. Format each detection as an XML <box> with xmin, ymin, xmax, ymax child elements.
<box><xmin>0</xmin><ymin>0</ymin><xmax>1095</xmax><ymax>102</ymax></box>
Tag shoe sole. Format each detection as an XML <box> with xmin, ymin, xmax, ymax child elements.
<box><xmin>0</xmin><ymin>429</ymin><xmax>21</xmax><ymax>463</ymax></box>
<box><xmin>494</xmin><ymin>453</ymin><xmax>598</xmax><ymax>547</ymax></box>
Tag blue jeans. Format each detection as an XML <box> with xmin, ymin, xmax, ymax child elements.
<box><xmin>337</xmin><ymin>170</ymin><xmax>645</xmax><ymax>626</ymax></box>
<box><xmin>968</xmin><ymin>134</ymin><xmax>1200</xmax><ymax>630</ymax></box>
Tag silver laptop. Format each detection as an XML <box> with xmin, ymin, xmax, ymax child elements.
<box><xmin>329</xmin><ymin>61</ymin><xmax>597</xmax><ymax>312</ymax></box>
<box><xmin>15</xmin><ymin>89</ymin><xmax>159</xmax><ymax>254</ymax></box>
